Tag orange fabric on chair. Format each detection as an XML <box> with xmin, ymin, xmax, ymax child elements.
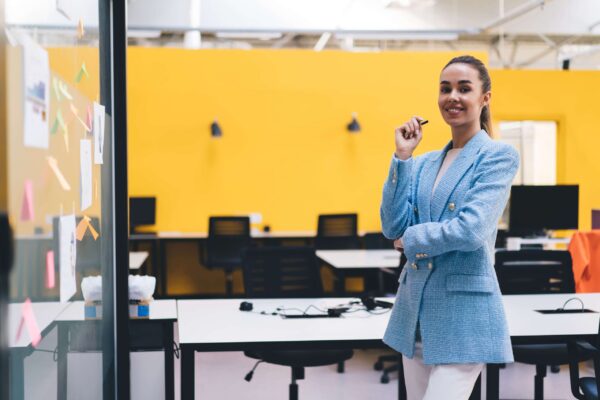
<box><xmin>568</xmin><ymin>231</ymin><xmax>600</xmax><ymax>293</ymax></box>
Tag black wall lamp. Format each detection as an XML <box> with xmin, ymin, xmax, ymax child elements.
<box><xmin>210</xmin><ymin>119</ymin><xmax>223</xmax><ymax>138</ymax></box>
<box><xmin>347</xmin><ymin>112</ymin><xmax>361</xmax><ymax>133</ymax></box>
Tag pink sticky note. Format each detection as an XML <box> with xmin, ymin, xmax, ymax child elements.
<box><xmin>21</xmin><ymin>298</ymin><xmax>42</xmax><ymax>347</ymax></box>
<box><xmin>46</xmin><ymin>251</ymin><xmax>55</xmax><ymax>289</ymax></box>
<box><xmin>20</xmin><ymin>180</ymin><xmax>34</xmax><ymax>221</ymax></box>
<box><xmin>86</xmin><ymin>105</ymin><xmax>93</xmax><ymax>134</ymax></box>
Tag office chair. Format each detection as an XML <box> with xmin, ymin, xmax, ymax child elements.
<box><xmin>315</xmin><ymin>213</ymin><xmax>360</xmax><ymax>249</ymax></box>
<box><xmin>495</xmin><ymin>250</ymin><xmax>595</xmax><ymax>400</ymax></box>
<box><xmin>203</xmin><ymin>216</ymin><xmax>250</xmax><ymax>296</ymax></box>
<box><xmin>241</xmin><ymin>247</ymin><xmax>354</xmax><ymax>400</ymax></box>
<box><xmin>568</xmin><ymin>339</ymin><xmax>600</xmax><ymax>399</ymax></box>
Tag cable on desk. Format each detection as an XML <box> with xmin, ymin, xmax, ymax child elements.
<box><xmin>560</xmin><ymin>297</ymin><xmax>585</xmax><ymax>311</ymax></box>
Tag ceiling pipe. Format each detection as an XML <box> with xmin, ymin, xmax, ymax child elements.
<box><xmin>481</xmin><ymin>0</ymin><xmax>549</xmax><ymax>33</ymax></box>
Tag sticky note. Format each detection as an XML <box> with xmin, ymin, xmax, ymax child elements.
<box><xmin>21</xmin><ymin>298</ymin><xmax>42</xmax><ymax>347</ymax></box>
<box><xmin>77</xmin><ymin>18</ymin><xmax>85</xmax><ymax>39</ymax></box>
<box><xmin>75</xmin><ymin>62</ymin><xmax>89</xmax><ymax>83</ymax></box>
<box><xmin>52</xmin><ymin>77</ymin><xmax>61</xmax><ymax>101</ymax></box>
<box><xmin>46</xmin><ymin>250</ymin><xmax>55</xmax><ymax>289</ymax></box>
<box><xmin>56</xmin><ymin>109</ymin><xmax>67</xmax><ymax>134</ymax></box>
<box><xmin>47</xmin><ymin>156</ymin><xmax>71</xmax><ymax>191</ymax></box>
<box><xmin>85</xmin><ymin>105</ymin><xmax>93</xmax><ymax>134</ymax></box>
<box><xmin>58</xmin><ymin>80</ymin><xmax>73</xmax><ymax>100</ymax></box>
<box><xmin>76</xmin><ymin>218</ymin><xmax>88</xmax><ymax>241</ymax></box>
<box><xmin>86</xmin><ymin>216</ymin><xmax>99</xmax><ymax>240</ymax></box>
<box><xmin>76</xmin><ymin>215</ymin><xmax>100</xmax><ymax>241</ymax></box>
<box><xmin>20</xmin><ymin>180</ymin><xmax>34</xmax><ymax>221</ymax></box>
<box><xmin>50</xmin><ymin>117</ymin><xmax>59</xmax><ymax>134</ymax></box>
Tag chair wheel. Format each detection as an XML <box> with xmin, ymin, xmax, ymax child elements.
<box><xmin>550</xmin><ymin>365</ymin><xmax>560</xmax><ymax>373</ymax></box>
<box><xmin>380</xmin><ymin>374</ymin><xmax>390</xmax><ymax>384</ymax></box>
<box><xmin>374</xmin><ymin>361</ymin><xmax>383</xmax><ymax>371</ymax></box>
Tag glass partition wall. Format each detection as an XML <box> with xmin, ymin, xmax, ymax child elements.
<box><xmin>0</xmin><ymin>0</ymin><xmax>129</xmax><ymax>399</ymax></box>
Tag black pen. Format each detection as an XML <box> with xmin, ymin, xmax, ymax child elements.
<box><xmin>403</xmin><ymin>118</ymin><xmax>428</xmax><ymax>139</ymax></box>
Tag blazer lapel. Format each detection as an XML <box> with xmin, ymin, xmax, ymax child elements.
<box><xmin>417</xmin><ymin>148</ymin><xmax>447</xmax><ymax>223</ymax></box>
<box><xmin>430</xmin><ymin>130</ymin><xmax>490</xmax><ymax>222</ymax></box>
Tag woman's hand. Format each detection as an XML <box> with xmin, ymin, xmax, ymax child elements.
<box><xmin>395</xmin><ymin>116</ymin><xmax>425</xmax><ymax>160</ymax></box>
<box><xmin>394</xmin><ymin>238</ymin><xmax>404</xmax><ymax>252</ymax></box>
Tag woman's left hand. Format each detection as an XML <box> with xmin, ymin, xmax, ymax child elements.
<box><xmin>394</xmin><ymin>238</ymin><xmax>404</xmax><ymax>251</ymax></box>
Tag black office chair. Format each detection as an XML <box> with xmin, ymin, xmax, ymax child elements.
<box><xmin>495</xmin><ymin>250</ymin><xmax>595</xmax><ymax>400</ymax></box>
<box><xmin>203</xmin><ymin>216</ymin><xmax>250</xmax><ymax>296</ymax></box>
<box><xmin>241</xmin><ymin>247</ymin><xmax>354</xmax><ymax>400</ymax></box>
<box><xmin>315</xmin><ymin>213</ymin><xmax>360</xmax><ymax>250</ymax></box>
<box><xmin>568</xmin><ymin>339</ymin><xmax>600</xmax><ymax>399</ymax></box>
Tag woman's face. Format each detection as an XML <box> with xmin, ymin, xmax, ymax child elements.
<box><xmin>438</xmin><ymin>63</ymin><xmax>490</xmax><ymax>130</ymax></box>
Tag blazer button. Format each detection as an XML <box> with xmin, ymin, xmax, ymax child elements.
<box><xmin>414</xmin><ymin>206</ymin><xmax>418</xmax><ymax>214</ymax></box>
<box><xmin>423</xmin><ymin>253</ymin><xmax>428</xmax><ymax>257</ymax></box>
<box><xmin>448</xmin><ymin>202</ymin><xmax>456</xmax><ymax>211</ymax></box>
<box><xmin>428</xmin><ymin>262</ymin><xmax>433</xmax><ymax>270</ymax></box>
<box><xmin>411</xmin><ymin>263</ymin><xmax>417</xmax><ymax>270</ymax></box>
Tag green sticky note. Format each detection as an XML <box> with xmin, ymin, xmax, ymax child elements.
<box><xmin>75</xmin><ymin>62</ymin><xmax>89</xmax><ymax>83</ymax></box>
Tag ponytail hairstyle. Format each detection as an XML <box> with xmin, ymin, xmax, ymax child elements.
<box><xmin>443</xmin><ymin>55</ymin><xmax>492</xmax><ymax>136</ymax></box>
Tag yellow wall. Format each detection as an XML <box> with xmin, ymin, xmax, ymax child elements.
<box><xmin>128</xmin><ymin>49</ymin><xmax>486</xmax><ymax>233</ymax></box>
<box><xmin>128</xmin><ymin>48</ymin><xmax>600</xmax><ymax>233</ymax></box>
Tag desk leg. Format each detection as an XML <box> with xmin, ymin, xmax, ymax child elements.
<box><xmin>469</xmin><ymin>373</ymin><xmax>481</xmax><ymax>400</ymax></box>
<box><xmin>163</xmin><ymin>322</ymin><xmax>174</xmax><ymax>400</ymax></box>
<box><xmin>397</xmin><ymin>354</ymin><xmax>407</xmax><ymax>400</ymax></box>
<box><xmin>57</xmin><ymin>323</ymin><xmax>69</xmax><ymax>400</ymax></box>
<box><xmin>335</xmin><ymin>270</ymin><xmax>345</xmax><ymax>296</ymax></box>
<box><xmin>159</xmin><ymin>240</ymin><xmax>167</xmax><ymax>297</ymax></box>
<box><xmin>181</xmin><ymin>345</ymin><xmax>195</xmax><ymax>400</ymax></box>
<box><xmin>9</xmin><ymin>349</ymin><xmax>25</xmax><ymax>400</ymax></box>
<box><xmin>486</xmin><ymin>364</ymin><xmax>500</xmax><ymax>400</ymax></box>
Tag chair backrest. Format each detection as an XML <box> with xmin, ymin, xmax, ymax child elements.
<box><xmin>206</xmin><ymin>216</ymin><xmax>250</xmax><ymax>267</ymax></box>
<box><xmin>242</xmin><ymin>247</ymin><xmax>323</xmax><ymax>298</ymax></box>
<box><xmin>363</xmin><ymin>232</ymin><xmax>393</xmax><ymax>250</ymax></box>
<box><xmin>316</xmin><ymin>213</ymin><xmax>359</xmax><ymax>249</ymax></box>
<box><xmin>494</xmin><ymin>250</ymin><xmax>575</xmax><ymax>294</ymax></box>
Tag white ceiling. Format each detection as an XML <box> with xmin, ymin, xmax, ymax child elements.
<box><xmin>5</xmin><ymin>0</ymin><xmax>600</xmax><ymax>69</ymax></box>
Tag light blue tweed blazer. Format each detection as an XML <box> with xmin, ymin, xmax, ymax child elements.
<box><xmin>381</xmin><ymin>130</ymin><xmax>519</xmax><ymax>365</ymax></box>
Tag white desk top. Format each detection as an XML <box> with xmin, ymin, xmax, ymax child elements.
<box><xmin>177</xmin><ymin>293</ymin><xmax>600</xmax><ymax>346</ymax></box>
<box><xmin>316</xmin><ymin>249</ymin><xmax>400</xmax><ymax>269</ymax></box>
<box><xmin>8</xmin><ymin>302</ymin><xmax>68</xmax><ymax>348</ymax></box>
<box><xmin>503</xmin><ymin>293</ymin><xmax>600</xmax><ymax>338</ymax></box>
<box><xmin>177</xmin><ymin>298</ymin><xmax>390</xmax><ymax>345</ymax></box>
<box><xmin>55</xmin><ymin>299</ymin><xmax>178</xmax><ymax>321</ymax></box>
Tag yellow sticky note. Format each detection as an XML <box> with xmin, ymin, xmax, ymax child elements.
<box><xmin>85</xmin><ymin>216</ymin><xmax>99</xmax><ymax>240</ymax></box>
<box><xmin>75</xmin><ymin>218</ymin><xmax>88</xmax><ymax>241</ymax></box>
<box><xmin>47</xmin><ymin>157</ymin><xmax>71</xmax><ymax>191</ymax></box>
<box><xmin>58</xmin><ymin>80</ymin><xmax>73</xmax><ymax>100</ymax></box>
<box><xmin>52</xmin><ymin>77</ymin><xmax>61</xmax><ymax>101</ymax></box>
<box><xmin>77</xmin><ymin>18</ymin><xmax>85</xmax><ymax>39</ymax></box>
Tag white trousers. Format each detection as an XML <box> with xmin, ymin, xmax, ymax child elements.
<box><xmin>402</xmin><ymin>342</ymin><xmax>484</xmax><ymax>400</ymax></box>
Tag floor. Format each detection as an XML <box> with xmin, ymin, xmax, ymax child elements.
<box><xmin>175</xmin><ymin>348</ymin><xmax>595</xmax><ymax>400</ymax></box>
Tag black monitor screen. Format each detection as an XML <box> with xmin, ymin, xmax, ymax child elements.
<box><xmin>509</xmin><ymin>185</ymin><xmax>578</xmax><ymax>233</ymax></box>
<box><xmin>130</xmin><ymin>197</ymin><xmax>156</xmax><ymax>227</ymax></box>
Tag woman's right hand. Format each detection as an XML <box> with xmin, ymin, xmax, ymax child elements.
<box><xmin>395</xmin><ymin>116</ymin><xmax>425</xmax><ymax>160</ymax></box>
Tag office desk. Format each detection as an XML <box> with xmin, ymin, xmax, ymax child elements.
<box><xmin>8</xmin><ymin>301</ymin><xmax>68</xmax><ymax>399</ymax></box>
<box><xmin>177</xmin><ymin>298</ymin><xmax>400</xmax><ymax>400</ymax></box>
<box><xmin>130</xmin><ymin>231</ymin><xmax>320</xmax><ymax>296</ymax></box>
<box><xmin>55</xmin><ymin>300</ymin><xmax>178</xmax><ymax>400</ymax></box>
<box><xmin>316</xmin><ymin>249</ymin><xmax>401</xmax><ymax>294</ymax></box>
<box><xmin>484</xmin><ymin>293</ymin><xmax>600</xmax><ymax>400</ymax></box>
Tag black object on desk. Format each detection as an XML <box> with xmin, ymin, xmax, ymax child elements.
<box><xmin>130</xmin><ymin>197</ymin><xmax>156</xmax><ymax>234</ymax></box>
<box><xmin>536</xmin><ymin>309</ymin><xmax>597</xmax><ymax>314</ymax></box>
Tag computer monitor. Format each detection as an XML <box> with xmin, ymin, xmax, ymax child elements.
<box><xmin>129</xmin><ymin>197</ymin><xmax>156</xmax><ymax>234</ymax></box>
<box><xmin>509</xmin><ymin>185</ymin><xmax>578</xmax><ymax>236</ymax></box>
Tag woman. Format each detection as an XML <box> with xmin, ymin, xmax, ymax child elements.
<box><xmin>380</xmin><ymin>55</ymin><xmax>519</xmax><ymax>399</ymax></box>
